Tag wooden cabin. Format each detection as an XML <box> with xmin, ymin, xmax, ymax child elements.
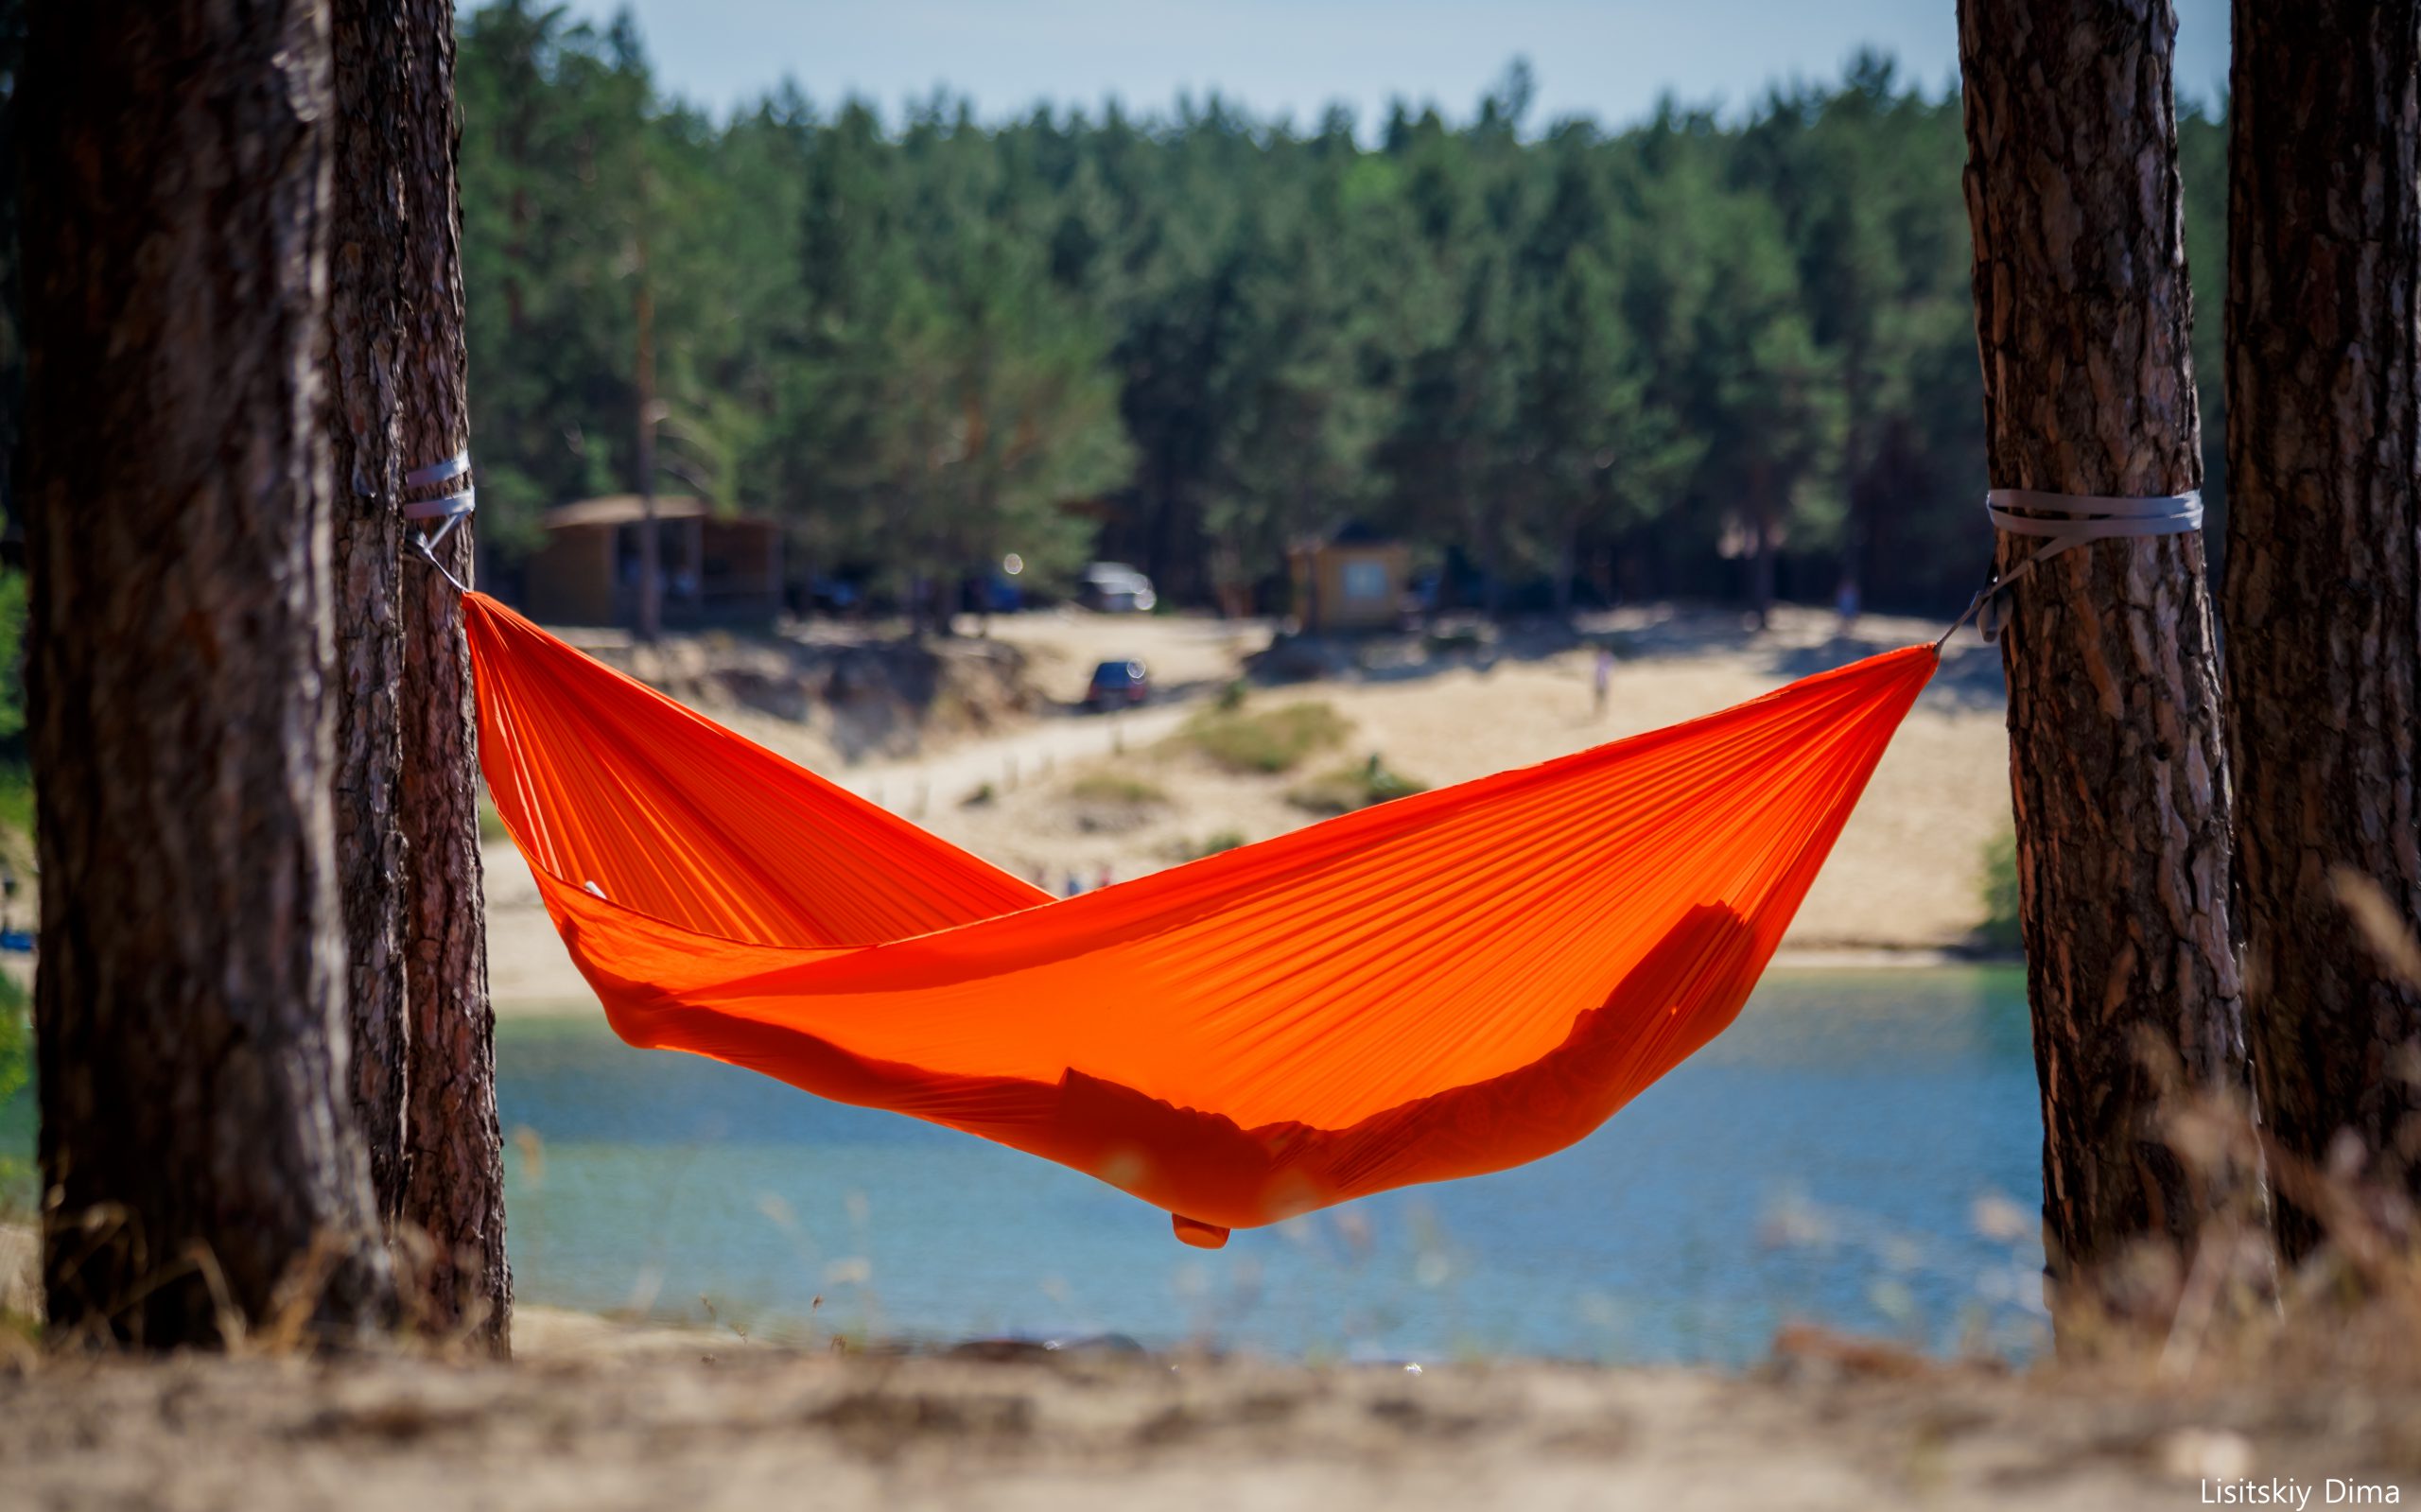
<box><xmin>1287</xmin><ymin>522</ymin><xmax>1409</xmax><ymax>633</ymax></box>
<box><xmin>522</xmin><ymin>495</ymin><xmax>783</xmax><ymax>629</ymax></box>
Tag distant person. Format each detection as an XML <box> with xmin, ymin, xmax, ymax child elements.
<box><xmin>1096</xmin><ymin>864</ymin><xmax>1116</xmax><ymax>892</ymax></box>
<box><xmin>1592</xmin><ymin>646</ymin><xmax>1613</xmax><ymax>719</ymax></box>
<box><xmin>1835</xmin><ymin>578</ymin><xmax>1862</xmax><ymax>627</ymax></box>
<box><xmin>1062</xmin><ymin>874</ymin><xmax>1081</xmax><ymax>898</ymax></box>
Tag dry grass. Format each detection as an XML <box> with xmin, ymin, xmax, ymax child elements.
<box><xmin>2011</xmin><ymin>872</ymin><xmax>2421</xmax><ymax>1394</ymax></box>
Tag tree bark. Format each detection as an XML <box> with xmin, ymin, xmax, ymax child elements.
<box><xmin>327</xmin><ymin>0</ymin><xmax>416</xmax><ymax>1230</ymax></box>
<box><xmin>20</xmin><ymin>0</ymin><xmax>392</xmax><ymax>1347</ymax></box>
<box><xmin>2222</xmin><ymin>0</ymin><xmax>2421</xmax><ymax>1260</ymax></box>
<box><xmin>1956</xmin><ymin>1</ymin><xmax>2249</xmax><ymax>1300</ymax></box>
<box><xmin>392</xmin><ymin>0</ymin><xmax>511</xmax><ymax>1349</ymax></box>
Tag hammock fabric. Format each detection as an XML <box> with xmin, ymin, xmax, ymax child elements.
<box><xmin>465</xmin><ymin>594</ymin><xmax>1935</xmax><ymax>1247</ymax></box>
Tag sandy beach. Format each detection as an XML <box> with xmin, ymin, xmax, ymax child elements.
<box><xmin>483</xmin><ymin>604</ymin><xmax>2015</xmax><ymax>1010</ymax></box>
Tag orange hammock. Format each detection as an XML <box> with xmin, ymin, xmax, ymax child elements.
<box><xmin>466</xmin><ymin>594</ymin><xmax>1935</xmax><ymax>1247</ymax></box>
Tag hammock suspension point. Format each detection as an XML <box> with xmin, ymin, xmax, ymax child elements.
<box><xmin>1939</xmin><ymin>486</ymin><xmax>2203</xmax><ymax>648</ymax></box>
<box><xmin>404</xmin><ymin>449</ymin><xmax>476</xmax><ymax>591</ymax></box>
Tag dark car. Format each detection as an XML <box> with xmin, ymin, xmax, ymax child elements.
<box><xmin>1085</xmin><ymin>659</ymin><xmax>1150</xmax><ymax>711</ymax></box>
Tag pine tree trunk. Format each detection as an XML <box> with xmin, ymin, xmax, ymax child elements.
<box><xmin>634</xmin><ymin>217</ymin><xmax>663</xmax><ymax>643</ymax></box>
<box><xmin>392</xmin><ymin>0</ymin><xmax>511</xmax><ymax>1349</ymax></box>
<box><xmin>20</xmin><ymin>0</ymin><xmax>392</xmax><ymax>1347</ymax></box>
<box><xmin>1955</xmin><ymin>0</ymin><xmax>2248</xmax><ymax>1298</ymax></box>
<box><xmin>327</xmin><ymin>0</ymin><xmax>415</xmax><ymax>1230</ymax></box>
<box><xmin>2222</xmin><ymin>0</ymin><xmax>2421</xmax><ymax>1260</ymax></box>
<box><xmin>1553</xmin><ymin>520</ymin><xmax>1577</xmax><ymax>617</ymax></box>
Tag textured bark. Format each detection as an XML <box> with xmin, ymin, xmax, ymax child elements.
<box><xmin>20</xmin><ymin>0</ymin><xmax>392</xmax><ymax>1346</ymax></box>
<box><xmin>2222</xmin><ymin>1</ymin><xmax>2421</xmax><ymax>1259</ymax></box>
<box><xmin>328</xmin><ymin>0</ymin><xmax>415</xmax><ymax>1230</ymax></box>
<box><xmin>1956</xmin><ymin>2</ymin><xmax>2248</xmax><ymax>1293</ymax></box>
<box><xmin>391</xmin><ymin>0</ymin><xmax>511</xmax><ymax>1350</ymax></box>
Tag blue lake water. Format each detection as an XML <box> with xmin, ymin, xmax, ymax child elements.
<box><xmin>493</xmin><ymin>965</ymin><xmax>2049</xmax><ymax>1364</ymax></box>
<box><xmin>0</xmin><ymin>966</ymin><xmax>2047</xmax><ymax>1362</ymax></box>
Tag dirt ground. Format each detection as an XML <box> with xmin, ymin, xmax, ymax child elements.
<box><xmin>5</xmin><ymin>1316</ymin><xmax>2417</xmax><ymax>1510</ymax></box>
<box><xmin>483</xmin><ymin>603</ymin><xmax>2012</xmax><ymax>1006</ymax></box>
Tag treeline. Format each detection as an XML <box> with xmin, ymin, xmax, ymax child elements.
<box><xmin>458</xmin><ymin>3</ymin><xmax>2230</xmax><ymax>618</ymax></box>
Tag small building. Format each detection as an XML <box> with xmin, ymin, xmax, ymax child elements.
<box><xmin>522</xmin><ymin>495</ymin><xmax>783</xmax><ymax>629</ymax></box>
<box><xmin>1288</xmin><ymin>522</ymin><xmax>1409</xmax><ymax>633</ymax></box>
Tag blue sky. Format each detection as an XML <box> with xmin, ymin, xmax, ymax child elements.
<box><xmin>558</xmin><ymin>0</ymin><xmax>2231</xmax><ymax>129</ymax></box>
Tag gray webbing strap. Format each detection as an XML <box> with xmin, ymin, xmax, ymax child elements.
<box><xmin>1941</xmin><ymin>488</ymin><xmax>2203</xmax><ymax>647</ymax></box>
<box><xmin>405</xmin><ymin>452</ymin><xmax>470</xmax><ymax>490</ymax></box>
<box><xmin>403</xmin><ymin>490</ymin><xmax>476</xmax><ymax>524</ymax></box>
<box><xmin>404</xmin><ymin>450</ymin><xmax>475</xmax><ymax>592</ymax></box>
<box><xmin>1986</xmin><ymin>488</ymin><xmax>2202</xmax><ymax>553</ymax></box>
<box><xmin>403</xmin><ymin>450</ymin><xmax>475</xmax><ymax>525</ymax></box>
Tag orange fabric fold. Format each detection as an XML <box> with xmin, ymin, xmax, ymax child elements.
<box><xmin>465</xmin><ymin>594</ymin><xmax>1935</xmax><ymax>1244</ymax></box>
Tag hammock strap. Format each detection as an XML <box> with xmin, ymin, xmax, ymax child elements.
<box><xmin>1937</xmin><ymin>487</ymin><xmax>2203</xmax><ymax>648</ymax></box>
<box><xmin>404</xmin><ymin>450</ymin><xmax>475</xmax><ymax>593</ymax></box>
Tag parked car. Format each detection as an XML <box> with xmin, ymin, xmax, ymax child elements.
<box><xmin>1085</xmin><ymin>658</ymin><xmax>1150</xmax><ymax>711</ymax></box>
<box><xmin>1081</xmin><ymin>562</ymin><xmax>1158</xmax><ymax>613</ymax></box>
<box><xmin>805</xmin><ymin>575</ymin><xmax>863</xmax><ymax>614</ymax></box>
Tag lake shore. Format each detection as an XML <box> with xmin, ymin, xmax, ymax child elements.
<box><xmin>5</xmin><ymin>1225</ymin><xmax>2415</xmax><ymax>1508</ymax></box>
<box><xmin>5</xmin><ymin>1313</ymin><xmax>2415</xmax><ymax>1510</ymax></box>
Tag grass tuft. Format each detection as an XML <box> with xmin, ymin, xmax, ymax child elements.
<box><xmin>1977</xmin><ymin>829</ymin><xmax>2020</xmax><ymax>954</ymax></box>
<box><xmin>1288</xmin><ymin>756</ymin><xmax>1429</xmax><ymax>817</ymax></box>
<box><xmin>1063</xmin><ymin>773</ymin><xmax>1168</xmax><ymax>807</ymax></box>
<box><xmin>478</xmin><ymin>788</ymin><xmax>511</xmax><ymax>845</ymax></box>
<box><xmin>1174</xmin><ymin>829</ymin><xmax>1249</xmax><ymax>861</ymax></box>
<box><xmin>0</xmin><ymin>766</ymin><xmax>30</xmax><ymax>843</ymax></box>
<box><xmin>1177</xmin><ymin>702</ymin><xmax>1350</xmax><ymax>775</ymax></box>
<box><xmin>0</xmin><ymin>972</ymin><xmax>30</xmax><ymax>1221</ymax></box>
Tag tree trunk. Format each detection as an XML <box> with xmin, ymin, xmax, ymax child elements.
<box><xmin>1552</xmin><ymin>519</ymin><xmax>1577</xmax><ymax>617</ymax></box>
<box><xmin>21</xmin><ymin>0</ymin><xmax>392</xmax><ymax>1347</ymax></box>
<box><xmin>1747</xmin><ymin>516</ymin><xmax>1777</xmax><ymax>631</ymax></box>
<box><xmin>321</xmin><ymin>0</ymin><xmax>507</xmax><ymax>1346</ymax></box>
<box><xmin>392</xmin><ymin>0</ymin><xmax>511</xmax><ymax>1349</ymax></box>
<box><xmin>1743</xmin><ymin>461</ymin><xmax>1778</xmax><ymax>630</ymax></box>
<box><xmin>634</xmin><ymin>217</ymin><xmax>662</xmax><ymax>643</ymax></box>
<box><xmin>327</xmin><ymin>0</ymin><xmax>415</xmax><ymax>1230</ymax></box>
<box><xmin>2222</xmin><ymin>0</ymin><xmax>2421</xmax><ymax>1260</ymax></box>
<box><xmin>1956</xmin><ymin>0</ymin><xmax>2249</xmax><ymax>1303</ymax></box>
